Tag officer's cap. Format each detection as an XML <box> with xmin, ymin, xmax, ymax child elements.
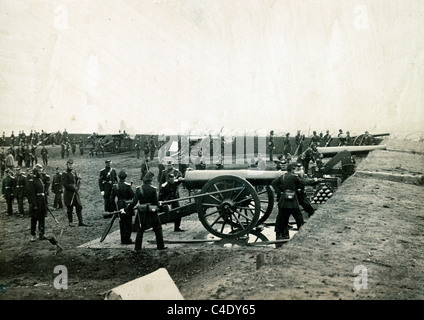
<box><xmin>105</xmin><ymin>159</ymin><xmax>111</xmax><ymax>164</ymax></box>
<box><xmin>67</xmin><ymin>159</ymin><xmax>74</xmax><ymax>164</ymax></box>
<box><xmin>118</xmin><ymin>170</ymin><xmax>127</xmax><ymax>179</ymax></box>
<box><xmin>143</xmin><ymin>171</ymin><xmax>154</xmax><ymax>182</ymax></box>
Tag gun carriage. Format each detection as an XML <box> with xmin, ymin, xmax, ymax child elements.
<box><xmin>101</xmin><ymin>143</ymin><xmax>387</xmax><ymax>242</ymax></box>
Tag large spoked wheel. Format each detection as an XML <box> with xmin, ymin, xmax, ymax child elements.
<box><xmin>353</xmin><ymin>134</ymin><xmax>366</xmax><ymax>146</ymax></box>
<box><xmin>255</xmin><ymin>184</ymin><xmax>274</xmax><ymax>225</ymax></box>
<box><xmin>196</xmin><ymin>175</ymin><xmax>260</xmax><ymax>239</ymax></box>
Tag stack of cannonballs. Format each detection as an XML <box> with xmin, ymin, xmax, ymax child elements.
<box><xmin>310</xmin><ymin>183</ymin><xmax>334</xmax><ymax>204</ymax></box>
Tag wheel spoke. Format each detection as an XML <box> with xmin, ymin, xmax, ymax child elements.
<box><xmin>231</xmin><ymin>212</ymin><xmax>245</xmax><ymax>230</ymax></box>
<box><xmin>233</xmin><ymin>209</ymin><xmax>253</xmax><ymax>222</ymax></box>
<box><xmin>213</xmin><ymin>183</ymin><xmax>225</xmax><ymax>200</ymax></box>
<box><xmin>233</xmin><ymin>186</ymin><xmax>246</xmax><ymax>201</ymax></box>
<box><xmin>203</xmin><ymin>208</ymin><xmax>221</xmax><ymax>218</ymax></box>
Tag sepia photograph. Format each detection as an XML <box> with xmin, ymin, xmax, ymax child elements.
<box><xmin>0</xmin><ymin>0</ymin><xmax>423</xmax><ymax>307</ymax></box>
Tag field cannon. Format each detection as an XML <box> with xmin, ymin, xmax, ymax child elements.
<box><xmin>101</xmin><ymin>169</ymin><xmax>281</xmax><ymax>242</ymax></box>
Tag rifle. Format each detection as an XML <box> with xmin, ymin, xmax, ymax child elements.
<box><xmin>100</xmin><ymin>200</ymin><xmax>132</xmax><ymax>242</ymax></box>
<box><xmin>100</xmin><ymin>210</ymin><xmax>121</xmax><ymax>242</ymax></box>
<box><xmin>46</xmin><ymin>206</ymin><xmax>60</xmax><ymax>224</ymax></box>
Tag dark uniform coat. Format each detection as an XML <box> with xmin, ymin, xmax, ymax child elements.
<box><xmin>271</xmin><ymin>172</ymin><xmax>304</xmax><ymax>237</ymax></box>
<box><xmin>62</xmin><ymin>168</ymin><xmax>81</xmax><ymax>207</ymax></box>
<box><xmin>99</xmin><ymin>167</ymin><xmax>117</xmax><ymax>212</ymax></box>
<box><xmin>2</xmin><ymin>174</ymin><xmax>15</xmax><ymax>215</ymax></box>
<box><xmin>14</xmin><ymin>173</ymin><xmax>27</xmax><ymax>198</ymax></box>
<box><xmin>27</xmin><ymin>176</ymin><xmax>47</xmax><ymax>220</ymax></box>
<box><xmin>111</xmin><ymin>181</ymin><xmax>135</xmax><ymax>211</ymax></box>
<box><xmin>128</xmin><ymin>183</ymin><xmax>162</xmax><ymax>229</ymax></box>
<box><xmin>111</xmin><ymin>180</ymin><xmax>135</xmax><ymax>244</ymax></box>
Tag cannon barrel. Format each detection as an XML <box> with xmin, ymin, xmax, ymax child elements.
<box><xmin>317</xmin><ymin>144</ymin><xmax>387</xmax><ymax>156</ymax></box>
<box><xmin>184</xmin><ymin>169</ymin><xmax>283</xmax><ymax>190</ymax></box>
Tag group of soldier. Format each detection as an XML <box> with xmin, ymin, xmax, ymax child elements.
<box><xmin>98</xmin><ymin>157</ymin><xmax>185</xmax><ymax>254</ymax></box>
<box><xmin>1</xmin><ymin>157</ymin><xmax>88</xmax><ymax>242</ymax></box>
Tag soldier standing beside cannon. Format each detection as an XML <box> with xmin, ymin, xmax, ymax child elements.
<box><xmin>271</xmin><ymin>163</ymin><xmax>304</xmax><ymax>241</ymax></box>
<box><xmin>110</xmin><ymin>170</ymin><xmax>135</xmax><ymax>245</ymax></box>
<box><xmin>99</xmin><ymin>159</ymin><xmax>118</xmax><ymax>214</ymax></box>
<box><xmin>128</xmin><ymin>171</ymin><xmax>167</xmax><ymax>254</ymax></box>
<box><xmin>160</xmin><ymin>158</ymin><xmax>185</xmax><ymax>232</ymax></box>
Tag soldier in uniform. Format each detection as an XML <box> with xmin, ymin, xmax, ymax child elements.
<box><xmin>52</xmin><ymin>167</ymin><xmax>63</xmax><ymax>210</ymax></box>
<box><xmin>5</xmin><ymin>149</ymin><xmax>14</xmax><ymax>172</ymax></box>
<box><xmin>143</xmin><ymin>138</ymin><xmax>150</xmax><ymax>159</ymax></box>
<box><xmin>27</xmin><ymin>164</ymin><xmax>47</xmax><ymax>241</ymax></box>
<box><xmin>13</xmin><ymin>166</ymin><xmax>27</xmax><ymax>217</ymax></box>
<box><xmin>40</xmin><ymin>145</ymin><xmax>48</xmax><ymax>166</ymax></box>
<box><xmin>294</xmin><ymin>163</ymin><xmax>322</xmax><ymax>218</ymax></box>
<box><xmin>268</xmin><ymin>130</ymin><xmax>275</xmax><ymax>162</ymax></box>
<box><xmin>160</xmin><ymin>158</ymin><xmax>185</xmax><ymax>231</ymax></box>
<box><xmin>159</xmin><ymin>172</ymin><xmax>185</xmax><ymax>232</ymax></box>
<box><xmin>271</xmin><ymin>163</ymin><xmax>304</xmax><ymax>241</ymax></box>
<box><xmin>135</xmin><ymin>137</ymin><xmax>141</xmax><ymax>159</ymax></box>
<box><xmin>23</xmin><ymin>145</ymin><xmax>31</xmax><ymax>168</ymax></box>
<box><xmin>2</xmin><ymin>169</ymin><xmax>15</xmax><ymax>216</ymax></box>
<box><xmin>62</xmin><ymin>159</ymin><xmax>88</xmax><ymax>227</ymax></box>
<box><xmin>30</xmin><ymin>144</ymin><xmax>38</xmax><ymax>167</ymax></box>
<box><xmin>110</xmin><ymin>170</ymin><xmax>135</xmax><ymax>244</ymax></box>
<box><xmin>128</xmin><ymin>171</ymin><xmax>167</xmax><ymax>253</ymax></box>
<box><xmin>283</xmin><ymin>133</ymin><xmax>292</xmax><ymax>157</ymax></box>
<box><xmin>99</xmin><ymin>159</ymin><xmax>118</xmax><ymax>213</ymax></box>
<box><xmin>60</xmin><ymin>142</ymin><xmax>66</xmax><ymax>159</ymax></box>
<box><xmin>40</xmin><ymin>168</ymin><xmax>50</xmax><ymax>207</ymax></box>
<box><xmin>299</xmin><ymin>143</ymin><xmax>318</xmax><ymax>175</ymax></box>
<box><xmin>0</xmin><ymin>148</ymin><xmax>5</xmax><ymax>178</ymax></box>
<box><xmin>149</xmin><ymin>136</ymin><xmax>157</xmax><ymax>161</ymax></box>
<box><xmin>294</xmin><ymin>130</ymin><xmax>304</xmax><ymax>156</ymax></box>
<box><xmin>363</xmin><ymin>131</ymin><xmax>374</xmax><ymax>145</ymax></box>
<box><xmin>323</xmin><ymin>130</ymin><xmax>332</xmax><ymax>147</ymax></box>
<box><xmin>10</xmin><ymin>131</ymin><xmax>15</xmax><ymax>147</ymax></box>
<box><xmin>140</xmin><ymin>159</ymin><xmax>149</xmax><ymax>181</ymax></box>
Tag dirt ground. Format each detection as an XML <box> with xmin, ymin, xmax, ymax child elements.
<box><xmin>0</xmin><ymin>137</ymin><xmax>423</xmax><ymax>302</ymax></box>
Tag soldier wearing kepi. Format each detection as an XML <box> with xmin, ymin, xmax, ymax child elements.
<box><xmin>160</xmin><ymin>158</ymin><xmax>184</xmax><ymax>232</ymax></box>
<box><xmin>159</xmin><ymin>172</ymin><xmax>185</xmax><ymax>232</ymax></box>
<box><xmin>13</xmin><ymin>166</ymin><xmax>27</xmax><ymax>217</ymax></box>
<box><xmin>62</xmin><ymin>159</ymin><xmax>88</xmax><ymax>227</ymax></box>
<box><xmin>27</xmin><ymin>164</ymin><xmax>47</xmax><ymax>241</ymax></box>
<box><xmin>128</xmin><ymin>171</ymin><xmax>167</xmax><ymax>254</ymax></box>
<box><xmin>99</xmin><ymin>159</ymin><xmax>118</xmax><ymax>213</ymax></box>
<box><xmin>51</xmin><ymin>167</ymin><xmax>63</xmax><ymax>210</ymax></box>
<box><xmin>2</xmin><ymin>168</ymin><xmax>15</xmax><ymax>216</ymax></box>
<box><xmin>110</xmin><ymin>170</ymin><xmax>135</xmax><ymax>245</ymax></box>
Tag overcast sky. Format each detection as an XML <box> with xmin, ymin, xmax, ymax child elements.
<box><xmin>1</xmin><ymin>0</ymin><xmax>423</xmax><ymax>139</ymax></box>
